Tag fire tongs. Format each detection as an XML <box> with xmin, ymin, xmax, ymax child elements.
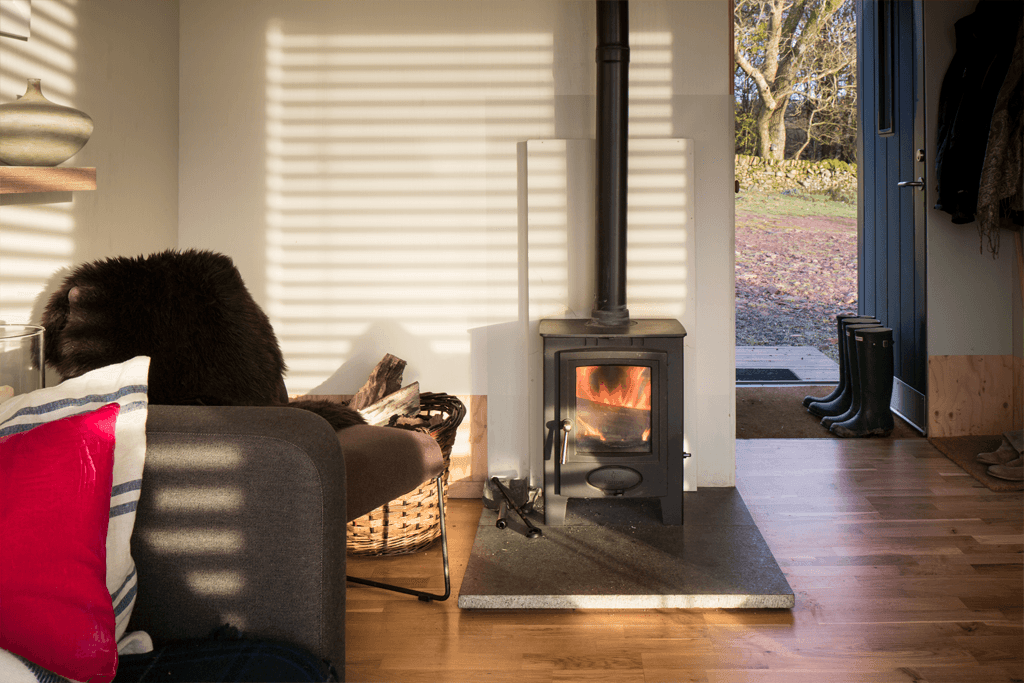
<box><xmin>491</xmin><ymin>477</ymin><xmax>542</xmax><ymax>539</ymax></box>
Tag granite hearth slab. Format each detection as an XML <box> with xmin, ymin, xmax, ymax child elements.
<box><xmin>458</xmin><ymin>488</ymin><xmax>794</xmax><ymax>610</ymax></box>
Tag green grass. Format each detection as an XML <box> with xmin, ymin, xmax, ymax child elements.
<box><xmin>735</xmin><ymin>189</ymin><xmax>858</xmax><ymax>220</ymax></box>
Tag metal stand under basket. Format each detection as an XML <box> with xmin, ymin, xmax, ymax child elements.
<box><xmin>346</xmin><ymin>475</ymin><xmax>451</xmax><ymax>602</ymax></box>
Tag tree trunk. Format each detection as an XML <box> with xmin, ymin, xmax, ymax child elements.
<box><xmin>757</xmin><ymin>106</ymin><xmax>773</xmax><ymax>158</ymax></box>
<box><xmin>757</xmin><ymin>103</ymin><xmax>787</xmax><ymax>160</ymax></box>
<box><xmin>771</xmin><ymin>107</ymin><xmax>787</xmax><ymax>159</ymax></box>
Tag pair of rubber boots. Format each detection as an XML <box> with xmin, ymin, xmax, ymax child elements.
<box><xmin>803</xmin><ymin>313</ymin><xmax>895</xmax><ymax>438</ymax></box>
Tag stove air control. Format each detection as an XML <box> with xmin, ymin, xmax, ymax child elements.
<box><xmin>586</xmin><ymin>466</ymin><xmax>642</xmax><ymax>495</ymax></box>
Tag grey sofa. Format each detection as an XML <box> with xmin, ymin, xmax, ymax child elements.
<box><xmin>127</xmin><ymin>405</ymin><xmax>349</xmax><ymax>673</ymax></box>
<box><xmin>122</xmin><ymin>404</ymin><xmax>445</xmax><ymax>679</ymax></box>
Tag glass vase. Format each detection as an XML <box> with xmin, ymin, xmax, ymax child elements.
<box><xmin>0</xmin><ymin>325</ymin><xmax>45</xmax><ymax>402</ymax></box>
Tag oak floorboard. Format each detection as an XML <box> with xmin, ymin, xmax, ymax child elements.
<box><xmin>915</xmin><ymin>666</ymin><xmax>1024</xmax><ymax>683</ymax></box>
<box><xmin>345</xmin><ymin>438</ymin><xmax>1023</xmax><ymax>683</ymax></box>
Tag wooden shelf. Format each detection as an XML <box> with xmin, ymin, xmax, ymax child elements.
<box><xmin>0</xmin><ymin>166</ymin><xmax>96</xmax><ymax>194</ymax></box>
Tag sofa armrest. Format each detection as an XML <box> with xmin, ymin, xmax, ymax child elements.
<box><xmin>130</xmin><ymin>405</ymin><xmax>346</xmax><ymax>669</ymax></box>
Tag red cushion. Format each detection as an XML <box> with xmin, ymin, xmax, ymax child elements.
<box><xmin>0</xmin><ymin>403</ymin><xmax>121</xmax><ymax>683</ymax></box>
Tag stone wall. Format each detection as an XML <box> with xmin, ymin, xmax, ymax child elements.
<box><xmin>735</xmin><ymin>154</ymin><xmax>857</xmax><ymax>195</ymax></box>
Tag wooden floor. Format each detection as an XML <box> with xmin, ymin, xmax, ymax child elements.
<box><xmin>736</xmin><ymin>345</ymin><xmax>840</xmax><ymax>383</ymax></box>
<box><xmin>346</xmin><ymin>439</ymin><xmax>1024</xmax><ymax>682</ymax></box>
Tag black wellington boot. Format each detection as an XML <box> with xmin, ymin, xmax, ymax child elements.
<box><xmin>809</xmin><ymin>319</ymin><xmax>879</xmax><ymax>419</ymax></box>
<box><xmin>803</xmin><ymin>312</ymin><xmax>858</xmax><ymax>407</ymax></box>
<box><xmin>831</xmin><ymin>327</ymin><xmax>895</xmax><ymax>438</ymax></box>
<box><xmin>820</xmin><ymin>323</ymin><xmax>881</xmax><ymax>427</ymax></box>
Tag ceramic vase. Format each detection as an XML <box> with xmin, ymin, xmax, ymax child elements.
<box><xmin>0</xmin><ymin>79</ymin><xmax>94</xmax><ymax>166</ymax></box>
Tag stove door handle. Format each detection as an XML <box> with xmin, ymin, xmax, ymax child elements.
<box><xmin>559</xmin><ymin>419</ymin><xmax>572</xmax><ymax>465</ymax></box>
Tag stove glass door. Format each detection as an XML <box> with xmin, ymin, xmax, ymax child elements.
<box><xmin>574</xmin><ymin>364</ymin><xmax>652</xmax><ymax>453</ymax></box>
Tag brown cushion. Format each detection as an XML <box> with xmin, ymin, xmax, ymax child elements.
<box><xmin>338</xmin><ymin>425</ymin><xmax>444</xmax><ymax>522</ymax></box>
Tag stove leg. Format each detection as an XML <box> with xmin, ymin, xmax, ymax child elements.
<box><xmin>660</xmin><ymin>451</ymin><xmax>684</xmax><ymax>525</ymax></box>
<box><xmin>660</xmin><ymin>495</ymin><xmax>682</xmax><ymax>525</ymax></box>
<box><xmin>545</xmin><ymin>494</ymin><xmax>569</xmax><ymax>526</ymax></box>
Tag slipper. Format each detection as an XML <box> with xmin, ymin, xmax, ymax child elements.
<box><xmin>977</xmin><ymin>437</ymin><xmax>1020</xmax><ymax>465</ymax></box>
<box><xmin>988</xmin><ymin>457</ymin><xmax>1024</xmax><ymax>481</ymax></box>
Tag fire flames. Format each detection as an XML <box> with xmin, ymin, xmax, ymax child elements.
<box><xmin>576</xmin><ymin>365</ymin><xmax>651</xmax><ymax>410</ymax></box>
<box><xmin>575</xmin><ymin>365</ymin><xmax>651</xmax><ymax>443</ymax></box>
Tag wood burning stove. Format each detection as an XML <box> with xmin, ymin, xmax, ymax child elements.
<box><xmin>541</xmin><ymin>319</ymin><xmax>686</xmax><ymax>525</ymax></box>
<box><xmin>539</xmin><ymin>2</ymin><xmax>687</xmax><ymax>525</ymax></box>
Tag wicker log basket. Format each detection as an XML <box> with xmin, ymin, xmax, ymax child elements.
<box><xmin>346</xmin><ymin>392</ymin><xmax>466</xmax><ymax>556</ymax></box>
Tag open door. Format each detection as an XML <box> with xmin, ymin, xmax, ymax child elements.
<box><xmin>857</xmin><ymin>0</ymin><xmax>927</xmax><ymax>433</ymax></box>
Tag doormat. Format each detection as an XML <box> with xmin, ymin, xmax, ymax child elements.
<box><xmin>928</xmin><ymin>435</ymin><xmax>1024</xmax><ymax>492</ymax></box>
<box><xmin>737</xmin><ymin>368</ymin><xmax>800</xmax><ymax>382</ymax></box>
<box><xmin>737</xmin><ymin>385</ymin><xmax>922</xmax><ymax>439</ymax></box>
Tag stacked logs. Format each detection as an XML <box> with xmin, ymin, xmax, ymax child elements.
<box><xmin>349</xmin><ymin>353</ymin><xmax>442</xmax><ymax>431</ymax></box>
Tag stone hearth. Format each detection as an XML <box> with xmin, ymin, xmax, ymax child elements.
<box><xmin>458</xmin><ymin>488</ymin><xmax>794</xmax><ymax>609</ymax></box>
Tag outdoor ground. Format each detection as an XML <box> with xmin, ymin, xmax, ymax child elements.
<box><xmin>735</xmin><ymin>190</ymin><xmax>859</xmax><ymax>363</ymax></box>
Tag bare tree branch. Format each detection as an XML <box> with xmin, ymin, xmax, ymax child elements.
<box><xmin>734</xmin><ymin>0</ymin><xmax>855</xmax><ymax>160</ymax></box>
<box><xmin>734</xmin><ymin>37</ymin><xmax>779</xmax><ymax>111</ymax></box>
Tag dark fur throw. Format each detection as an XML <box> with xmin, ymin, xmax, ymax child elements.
<box><xmin>42</xmin><ymin>249</ymin><xmax>364</xmax><ymax>430</ymax></box>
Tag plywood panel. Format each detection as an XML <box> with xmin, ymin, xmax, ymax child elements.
<box><xmin>447</xmin><ymin>395</ymin><xmax>487</xmax><ymax>499</ymax></box>
<box><xmin>928</xmin><ymin>355</ymin><xmax>1020</xmax><ymax>437</ymax></box>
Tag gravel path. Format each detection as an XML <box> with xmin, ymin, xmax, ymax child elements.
<box><xmin>735</xmin><ymin>211</ymin><xmax>858</xmax><ymax>363</ymax></box>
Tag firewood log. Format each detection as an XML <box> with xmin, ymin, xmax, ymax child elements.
<box><xmin>358</xmin><ymin>382</ymin><xmax>421</xmax><ymax>426</ymax></box>
<box><xmin>349</xmin><ymin>353</ymin><xmax>406</xmax><ymax>410</ymax></box>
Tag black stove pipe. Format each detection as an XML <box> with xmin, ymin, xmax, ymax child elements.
<box><xmin>591</xmin><ymin>0</ymin><xmax>631</xmax><ymax>327</ymax></box>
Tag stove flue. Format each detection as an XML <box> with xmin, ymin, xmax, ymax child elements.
<box><xmin>592</xmin><ymin>0</ymin><xmax>631</xmax><ymax>327</ymax></box>
<box><xmin>540</xmin><ymin>1</ymin><xmax>687</xmax><ymax>526</ymax></box>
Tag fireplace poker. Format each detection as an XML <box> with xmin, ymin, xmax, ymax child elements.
<box><xmin>491</xmin><ymin>477</ymin><xmax>542</xmax><ymax>539</ymax></box>
<box><xmin>496</xmin><ymin>501</ymin><xmax>509</xmax><ymax>529</ymax></box>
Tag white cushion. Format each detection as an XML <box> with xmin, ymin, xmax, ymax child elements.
<box><xmin>0</xmin><ymin>356</ymin><xmax>150</xmax><ymax>643</ymax></box>
<box><xmin>0</xmin><ymin>648</ymin><xmax>75</xmax><ymax>683</ymax></box>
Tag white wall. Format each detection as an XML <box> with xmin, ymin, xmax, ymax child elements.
<box><xmin>178</xmin><ymin>0</ymin><xmax>736</xmax><ymax>486</ymax></box>
<box><xmin>923</xmin><ymin>1</ymin><xmax>1019</xmax><ymax>358</ymax></box>
<box><xmin>0</xmin><ymin>0</ymin><xmax>179</xmax><ymax>326</ymax></box>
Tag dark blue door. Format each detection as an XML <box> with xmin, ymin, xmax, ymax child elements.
<box><xmin>857</xmin><ymin>0</ymin><xmax>927</xmax><ymax>432</ymax></box>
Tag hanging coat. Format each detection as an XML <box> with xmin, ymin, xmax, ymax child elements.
<box><xmin>933</xmin><ymin>0</ymin><xmax>1023</xmax><ymax>224</ymax></box>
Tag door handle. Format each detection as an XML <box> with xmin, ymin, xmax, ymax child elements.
<box><xmin>559</xmin><ymin>419</ymin><xmax>572</xmax><ymax>465</ymax></box>
<box><xmin>897</xmin><ymin>177</ymin><xmax>925</xmax><ymax>188</ymax></box>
